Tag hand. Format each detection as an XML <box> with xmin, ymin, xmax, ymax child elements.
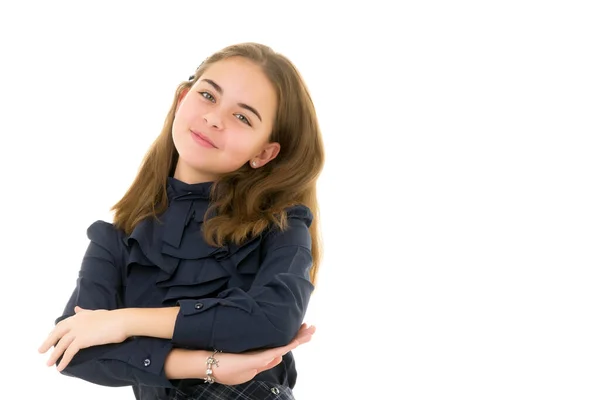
<box><xmin>211</xmin><ymin>323</ymin><xmax>316</xmax><ymax>385</ymax></box>
<box><xmin>38</xmin><ymin>306</ymin><xmax>128</xmax><ymax>371</ymax></box>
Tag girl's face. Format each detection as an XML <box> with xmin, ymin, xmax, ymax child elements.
<box><xmin>171</xmin><ymin>56</ymin><xmax>279</xmax><ymax>183</ymax></box>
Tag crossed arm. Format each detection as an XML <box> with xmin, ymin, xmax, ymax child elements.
<box><xmin>39</xmin><ymin>217</ymin><xmax>315</xmax><ymax>387</ymax></box>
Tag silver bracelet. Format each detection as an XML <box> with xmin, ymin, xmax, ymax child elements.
<box><xmin>204</xmin><ymin>349</ymin><xmax>221</xmax><ymax>384</ymax></box>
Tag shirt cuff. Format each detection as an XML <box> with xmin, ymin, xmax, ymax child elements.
<box><xmin>99</xmin><ymin>337</ymin><xmax>175</xmax><ymax>387</ymax></box>
<box><xmin>173</xmin><ymin>298</ymin><xmax>219</xmax><ymax>349</ymax></box>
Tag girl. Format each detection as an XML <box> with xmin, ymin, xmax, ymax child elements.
<box><xmin>38</xmin><ymin>42</ymin><xmax>325</xmax><ymax>400</ymax></box>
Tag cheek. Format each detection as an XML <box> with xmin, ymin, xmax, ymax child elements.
<box><xmin>222</xmin><ymin>134</ymin><xmax>258</xmax><ymax>160</ymax></box>
<box><xmin>171</xmin><ymin>118</ymin><xmax>185</xmax><ymax>148</ymax></box>
<box><xmin>171</xmin><ymin>113</ymin><xmax>194</xmax><ymax>155</ymax></box>
<box><xmin>172</xmin><ymin>102</ymin><xmax>201</xmax><ymax>140</ymax></box>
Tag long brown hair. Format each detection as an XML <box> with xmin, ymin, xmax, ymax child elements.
<box><xmin>111</xmin><ymin>43</ymin><xmax>325</xmax><ymax>284</ymax></box>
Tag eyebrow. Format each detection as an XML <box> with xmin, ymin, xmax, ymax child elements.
<box><xmin>200</xmin><ymin>78</ymin><xmax>263</xmax><ymax>122</ymax></box>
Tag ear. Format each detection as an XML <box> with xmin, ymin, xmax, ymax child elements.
<box><xmin>177</xmin><ymin>88</ymin><xmax>190</xmax><ymax>108</ymax></box>
<box><xmin>251</xmin><ymin>142</ymin><xmax>281</xmax><ymax>168</ymax></box>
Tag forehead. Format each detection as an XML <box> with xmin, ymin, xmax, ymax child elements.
<box><xmin>196</xmin><ymin>57</ymin><xmax>277</xmax><ymax>105</ymax></box>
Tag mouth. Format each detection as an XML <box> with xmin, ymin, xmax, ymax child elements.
<box><xmin>190</xmin><ymin>130</ymin><xmax>218</xmax><ymax>148</ymax></box>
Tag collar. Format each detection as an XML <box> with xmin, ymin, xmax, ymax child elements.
<box><xmin>167</xmin><ymin>176</ymin><xmax>213</xmax><ymax>201</ymax></box>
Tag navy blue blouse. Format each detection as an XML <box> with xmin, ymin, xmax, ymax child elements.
<box><xmin>54</xmin><ymin>177</ymin><xmax>314</xmax><ymax>399</ymax></box>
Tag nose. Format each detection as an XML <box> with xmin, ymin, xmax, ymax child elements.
<box><xmin>203</xmin><ymin>112</ymin><xmax>223</xmax><ymax>130</ymax></box>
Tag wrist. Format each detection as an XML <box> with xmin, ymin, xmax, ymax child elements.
<box><xmin>112</xmin><ymin>308</ymin><xmax>133</xmax><ymax>338</ymax></box>
<box><xmin>165</xmin><ymin>349</ymin><xmax>212</xmax><ymax>380</ymax></box>
<box><xmin>116</xmin><ymin>307</ymin><xmax>179</xmax><ymax>338</ymax></box>
<box><xmin>204</xmin><ymin>350</ymin><xmax>222</xmax><ymax>384</ymax></box>
<box><xmin>192</xmin><ymin>349</ymin><xmax>214</xmax><ymax>380</ymax></box>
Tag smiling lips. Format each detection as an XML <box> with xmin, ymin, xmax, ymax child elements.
<box><xmin>190</xmin><ymin>130</ymin><xmax>217</xmax><ymax>148</ymax></box>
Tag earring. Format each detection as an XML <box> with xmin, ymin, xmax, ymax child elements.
<box><xmin>251</xmin><ymin>161</ymin><xmax>258</xmax><ymax>167</ymax></box>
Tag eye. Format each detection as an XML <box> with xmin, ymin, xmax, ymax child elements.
<box><xmin>198</xmin><ymin>91</ymin><xmax>215</xmax><ymax>102</ymax></box>
<box><xmin>235</xmin><ymin>114</ymin><xmax>252</xmax><ymax>126</ymax></box>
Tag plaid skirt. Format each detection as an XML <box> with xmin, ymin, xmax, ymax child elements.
<box><xmin>171</xmin><ymin>381</ymin><xmax>295</xmax><ymax>400</ymax></box>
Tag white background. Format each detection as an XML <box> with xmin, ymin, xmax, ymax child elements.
<box><xmin>1</xmin><ymin>1</ymin><xmax>599</xmax><ymax>399</ymax></box>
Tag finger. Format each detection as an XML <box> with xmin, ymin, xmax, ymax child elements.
<box><xmin>302</xmin><ymin>324</ymin><xmax>316</xmax><ymax>335</ymax></box>
<box><xmin>280</xmin><ymin>328</ymin><xmax>315</xmax><ymax>354</ymax></box>
<box><xmin>259</xmin><ymin>326</ymin><xmax>316</xmax><ymax>361</ymax></box>
<box><xmin>57</xmin><ymin>341</ymin><xmax>81</xmax><ymax>372</ymax></box>
<box><xmin>296</xmin><ymin>332</ymin><xmax>314</xmax><ymax>345</ymax></box>
<box><xmin>295</xmin><ymin>326</ymin><xmax>316</xmax><ymax>344</ymax></box>
<box><xmin>292</xmin><ymin>324</ymin><xmax>315</xmax><ymax>341</ymax></box>
<box><xmin>289</xmin><ymin>326</ymin><xmax>314</xmax><ymax>346</ymax></box>
<box><xmin>38</xmin><ymin>326</ymin><xmax>64</xmax><ymax>354</ymax></box>
<box><xmin>46</xmin><ymin>335</ymin><xmax>74</xmax><ymax>367</ymax></box>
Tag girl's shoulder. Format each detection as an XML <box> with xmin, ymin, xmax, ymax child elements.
<box><xmin>262</xmin><ymin>204</ymin><xmax>313</xmax><ymax>251</ymax></box>
<box><xmin>85</xmin><ymin>220</ymin><xmax>128</xmax><ymax>255</ymax></box>
<box><xmin>281</xmin><ymin>204</ymin><xmax>313</xmax><ymax>226</ymax></box>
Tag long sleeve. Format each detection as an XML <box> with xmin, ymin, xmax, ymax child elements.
<box><xmin>172</xmin><ymin>209</ymin><xmax>315</xmax><ymax>353</ymax></box>
<box><xmin>55</xmin><ymin>221</ymin><xmax>174</xmax><ymax>388</ymax></box>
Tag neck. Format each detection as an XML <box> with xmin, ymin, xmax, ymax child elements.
<box><xmin>173</xmin><ymin>160</ymin><xmax>218</xmax><ymax>184</ymax></box>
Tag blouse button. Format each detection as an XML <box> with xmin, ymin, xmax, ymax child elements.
<box><xmin>194</xmin><ymin>302</ymin><xmax>204</xmax><ymax>310</ymax></box>
<box><xmin>143</xmin><ymin>358</ymin><xmax>151</xmax><ymax>367</ymax></box>
<box><xmin>271</xmin><ymin>387</ymin><xmax>280</xmax><ymax>395</ymax></box>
